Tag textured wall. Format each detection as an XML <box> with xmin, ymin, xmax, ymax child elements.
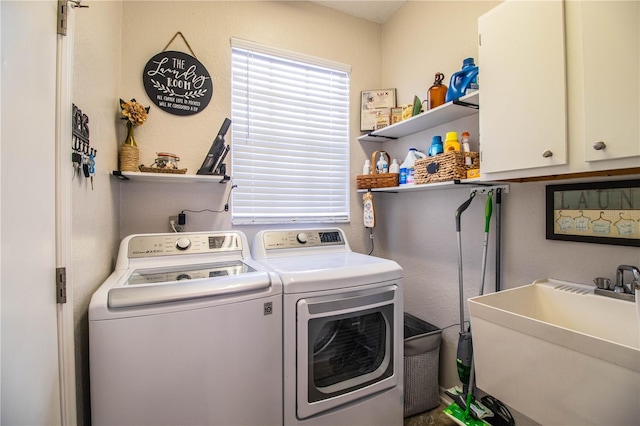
<box><xmin>72</xmin><ymin>1</ymin><xmax>640</xmax><ymax>423</ymax></box>
<box><xmin>118</xmin><ymin>1</ymin><xmax>382</xmax><ymax>249</ymax></box>
<box><xmin>72</xmin><ymin>1</ymin><xmax>123</xmax><ymax>424</ymax></box>
<box><xmin>379</xmin><ymin>0</ymin><xmax>640</xmax><ymax>392</ymax></box>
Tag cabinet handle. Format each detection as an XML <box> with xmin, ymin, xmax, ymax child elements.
<box><xmin>542</xmin><ymin>150</ymin><xmax>553</xmax><ymax>158</ymax></box>
<box><xmin>592</xmin><ymin>141</ymin><xmax>606</xmax><ymax>151</ymax></box>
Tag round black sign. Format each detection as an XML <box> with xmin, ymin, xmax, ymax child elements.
<box><xmin>143</xmin><ymin>51</ymin><xmax>213</xmax><ymax>116</ymax></box>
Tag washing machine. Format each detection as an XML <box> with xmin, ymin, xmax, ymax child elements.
<box><xmin>89</xmin><ymin>231</ymin><xmax>282</xmax><ymax>426</ymax></box>
<box><xmin>252</xmin><ymin>228</ymin><xmax>404</xmax><ymax>426</ymax></box>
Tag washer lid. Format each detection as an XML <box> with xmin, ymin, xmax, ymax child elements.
<box><xmin>125</xmin><ymin>260</ymin><xmax>254</xmax><ymax>285</ymax></box>
<box><xmin>108</xmin><ymin>261</ymin><xmax>272</xmax><ymax>308</ymax></box>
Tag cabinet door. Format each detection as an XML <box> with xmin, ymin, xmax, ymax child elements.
<box><xmin>479</xmin><ymin>0</ymin><xmax>567</xmax><ymax>173</ymax></box>
<box><xmin>582</xmin><ymin>1</ymin><xmax>640</xmax><ymax>162</ymax></box>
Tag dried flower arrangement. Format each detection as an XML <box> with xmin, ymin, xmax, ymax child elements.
<box><xmin>118</xmin><ymin>98</ymin><xmax>150</xmax><ymax>172</ymax></box>
<box><xmin>120</xmin><ymin>98</ymin><xmax>150</xmax><ymax>127</ymax></box>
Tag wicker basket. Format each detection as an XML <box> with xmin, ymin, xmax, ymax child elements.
<box><xmin>139</xmin><ymin>166</ymin><xmax>188</xmax><ymax>174</ymax></box>
<box><xmin>356</xmin><ymin>150</ymin><xmax>399</xmax><ymax>189</ymax></box>
<box><xmin>414</xmin><ymin>151</ymin><xmax>479</xmax><ymax>184</ymax></box>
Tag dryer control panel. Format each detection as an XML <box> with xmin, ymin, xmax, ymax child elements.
<box><xmin>127</xmin><ymin>232</ymin><xmax>243</xmax><ymax>258</ymax></box>
<box><xmin>259</xmin><ymin>229</ymin><xmax>345</xmax><ymax>250</ymax></box>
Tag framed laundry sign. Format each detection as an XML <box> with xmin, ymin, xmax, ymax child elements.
<box><xmin>545</xmin><ymin>179</ymin><xmax>640</xmax><ymax>247</ymax></box>
<box><xmin>143</xmin><ymin>33</ymin><xmax>213</xmax><ymax>116</ymax></box>
<box><xmin>360</xmin><ymin>89</ymin><xmax>396</xmax><ymax>132</ymax></box>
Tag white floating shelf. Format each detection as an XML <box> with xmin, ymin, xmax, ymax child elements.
<box><xmin>358</xmin><ymin>92</ymin><xmax>479</xmax><ymax>143</ymax></box>
<box><xmin>356</xmin><ymin>178</ymin><xmax>509</xmax><ymax>194</ymax></box>
<box><xmin>112</xmin><ymin>171</ymin><xmax>229</xmax><ymax>183</ymax></box>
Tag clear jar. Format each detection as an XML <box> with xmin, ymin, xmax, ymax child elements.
<box><xmin>154</xmin><ymin>152</ymin><xmax>180</xmax><ymax>169</ymax></box>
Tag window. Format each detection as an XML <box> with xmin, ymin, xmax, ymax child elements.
<box><xmin>230</xmin><ymin>38</ymin><xmax>351</xmax><ymax>225</ymax></box>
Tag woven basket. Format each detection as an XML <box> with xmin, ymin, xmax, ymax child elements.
<box><xmin>357</xmin><ymin>150</ymin><xmax>399</xmax><ymax>189</ymax></box>
<box><xmin>414</xmin><ymin>151</ymin><xmax>479</xmax><ymax>184</ymax></box>
<box><xmin>139</xmin><ymin>166</ymin><xmax>188</xmax><ymax>174</ymax></box>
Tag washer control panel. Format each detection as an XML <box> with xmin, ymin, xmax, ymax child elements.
<box><xmin>260</xmin><ymin>229</ymin><xmax>344</xmax><ymax>250</ymax></box>
<box><xmin>128</xmin><ymin>232</ymin><xmax>242</xmax><ymax>258</ymax></box>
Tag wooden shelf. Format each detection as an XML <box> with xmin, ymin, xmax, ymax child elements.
<box><xmin>358</xmin><ymin>92</ymin><xmax>479</xmax><ymax>142</ymax></box>
<box><xmin>112</xmin><ymin>170</ymin><xmax>229</xmax><ymax>183</ymax></box>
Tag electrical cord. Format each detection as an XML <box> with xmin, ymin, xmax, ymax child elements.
<box><xmin>181</xmin><ymin>183</ymin><xmax>237</xmax><ymax>215</ymax></box>
<box><xmin>440</xmin><ymin>321</ymin><xmax>469</xmax><ymax>332</ymax></box>
<box><xmin>367</xmin><ymin>227</ymin><xmax>374</xmax><ymax>255</ymax></box>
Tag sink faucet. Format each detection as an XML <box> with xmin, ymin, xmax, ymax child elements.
<box><xmin>616</xmin><ymin>265</ymin><xmax>640</xmax><ymax>294</ymax></box>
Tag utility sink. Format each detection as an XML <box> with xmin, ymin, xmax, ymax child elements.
<box><xmin>468</xmin><ymin>278</ymin><xmax>639</xmax><ymax>425</ymax></box>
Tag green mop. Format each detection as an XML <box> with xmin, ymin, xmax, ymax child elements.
<box><xmin>444</xmin><ymin>191</ymin><xmax>493</xmax><ymax>426</ymax></box>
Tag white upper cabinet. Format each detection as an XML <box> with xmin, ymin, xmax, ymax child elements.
<box><xmin>581</xmin><ymin>1</ymin><xmax>640</xmax><ymax>163</ymax></box>
<box><xmin>478</xmin><ymin>0</ymin><xmax>567</xmax><ymax>174</ymax></box>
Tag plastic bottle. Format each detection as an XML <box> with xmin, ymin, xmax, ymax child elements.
<box><xmin>462</xmin><ymin>58</ymin><xmax>479</xmax><ymax>92</ymax></box>
<box><xmin>362</xmin><ymin>159</ymin><xmax>371</xmax><ymax>175</ymax></box>
<box><xmin>399</xmin><ymin>148</ymin><xmax>422</xmax><ymax>185</ymax></box>
<box><xmin>461</xmin><ymin>132</ymin><xmax>472</xmax><ymax>166</ymax></box>
<box><xmin>444</xmin><ymin>131</ymin><xmax>461</xmax><ymax>152</ymax></box>
<box><xmin>445</xmin><ymin>57</ymin><xmax>479</xmax><ymax>102</ymax></box>
<box><xmin>428</xmin><ymin>135</ymin><xmax>444</xmax><ymax>156</ymax></box>
<box><xmin>389</xmin><ymin>158</ymin><xmax>399</xmax><ymax>173</ymax></box>
<box><xmin>376</xmin><ymin>153</ymin><xmax>388</xmax><ymax>174</ymax></box>
<box><xmin>427</xmin><ymin>72</ymin><xmax>448</xmax><ymax>110</ymax></box>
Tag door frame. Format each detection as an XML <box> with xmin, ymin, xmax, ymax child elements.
<box><xmin>55</xmin><ymin>3</ymin><xmax>77</xmax><ymax>424</ymax></box>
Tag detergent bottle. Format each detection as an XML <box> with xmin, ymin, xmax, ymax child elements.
<box><xmin>445</xmin><ymin>58</ymin><xmax>479</xmax><ymax>103</ymax></box>
<box><xmin>444</xmin><ymin>131</ymin><xmax>461</xmax><ymax>152</ymax></box>
<box><xmin>428</xmin><ymin>135</ymin><xmax>444</xmax><ymax>156</ymax></box>
<box><xmin>399</xmin><ymin>148</ymin><xmax>419</xmax><ymax>185</ymax></box>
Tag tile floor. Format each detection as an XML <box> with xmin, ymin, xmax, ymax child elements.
<box><xmin>404</xmin><ymin>402</ymin><xmax>457</xmax><ymax>426</ymax></box>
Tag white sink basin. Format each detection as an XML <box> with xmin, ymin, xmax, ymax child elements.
<box><xmin>468</xmin><ymin>278</ymin><xmax>640</xmax><ymax>425</ymax></box>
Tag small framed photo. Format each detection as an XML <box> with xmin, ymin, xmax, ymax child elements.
<box><xmin>361</xmin><ymin>89</ymin><xmax>396</xmax><ymax>132</ymax></box>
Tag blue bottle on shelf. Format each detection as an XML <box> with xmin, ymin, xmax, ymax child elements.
<box><xmin>428</xmin><ymin>135</ymin><xmax>443</xmax><ymax>156</ymax></box>
<box><xmin>445</xmin><ymin>58</ymin><xmax>479</xmax><ymax>103</ymax></box>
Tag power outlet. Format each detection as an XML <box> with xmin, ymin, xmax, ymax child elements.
<box><xmin>169</xmin><ymin>215</ymin><xmax>184</xmax><ymax>232</ymax></box>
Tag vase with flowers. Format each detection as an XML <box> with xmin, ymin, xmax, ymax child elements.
<box><xmin>119</xmin><ymin>98</ymin><xmax>150</xmax><ymax>172</ymax></box>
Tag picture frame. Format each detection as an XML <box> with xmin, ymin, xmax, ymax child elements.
<box><xmin>545</xmin><ymin>179</ymin><xmax>640</xmax><ymax>247</ymax></box>
<box><xmin>360</xmin><ymin>89</ymin><xmax>396</xmax><ymax>132</ymax></box>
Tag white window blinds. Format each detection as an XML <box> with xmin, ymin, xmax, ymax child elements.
<box><xmin>230</xmin><ymin>38</ymin><xmax>351</xmax><ymax>225</ymax></box>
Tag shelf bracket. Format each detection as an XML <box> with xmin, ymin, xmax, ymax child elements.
<box><xmin>364</xmin><ymin>133</ymin><xmax>397</xmax><ymax>140</ymax></box>
<box><xmin>452</xmin><ymin>99</ymin><xmax>479</xmax><ymax>110</ymax></box>
<box><xmin>112</xmin><ymin>170</ymin><xmax>129</xmax><ymax>180</ymax></box>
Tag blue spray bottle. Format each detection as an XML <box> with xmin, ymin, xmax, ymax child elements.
<box><xmin>445</xmin><ymin>58</ymin><xmax>479</xmax><ymax>103</ymax></box>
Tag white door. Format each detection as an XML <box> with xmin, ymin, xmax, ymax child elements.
<box><xmin>1</xmin><ymin>1</ymin><xmax>62</xmax><ymax>424</ymax></box>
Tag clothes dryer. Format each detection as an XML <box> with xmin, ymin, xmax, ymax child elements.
<box><xmin>252</xmin><ymin>228</ymin><xmax>404</xmax><ymax>426</ymax></box>
<box><xmin>89</xmin><ymin>231</ymin><xmax>282</xmax><ymax>426</ymax></box>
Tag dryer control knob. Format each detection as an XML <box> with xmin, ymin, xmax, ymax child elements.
<box><xmin>175</xmin><ymin>237</ymin><xmax>191</xmax><ymax>250</ymax></box>
<box><xmin>296</xmin><ymin>233</ymin><xmax>308</xmax><ymax>244</ymax></box>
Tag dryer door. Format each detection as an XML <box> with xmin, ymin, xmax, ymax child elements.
<box><xmin>296</xmin><ymin>285</ymin><xmax>400</xmax><ymax>419</ymax></box>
